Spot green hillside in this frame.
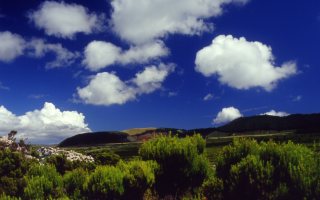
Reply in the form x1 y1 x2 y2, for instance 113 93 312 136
59 113 320 147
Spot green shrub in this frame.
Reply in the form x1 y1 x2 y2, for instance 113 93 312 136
63 168 89 200
24 164 64 200
118 160 158 199
0 194 21 200
201 176 224 200
85 166 124 200
139 134 210 197
88 150 120 166
215 138 320 199
0 149 33 197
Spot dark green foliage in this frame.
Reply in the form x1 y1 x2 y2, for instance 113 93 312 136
85 159 158 200
139 134 210 196
63 168 89 200
201 176 224 200
0 149 33 197
86 149 120 166
118 160 158 199
0 194 21 200
215 138 320 200
85 165 124 200
24 164 65 200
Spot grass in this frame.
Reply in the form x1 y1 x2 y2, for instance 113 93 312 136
122 128 157 135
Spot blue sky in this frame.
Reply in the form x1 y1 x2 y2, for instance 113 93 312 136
0 0 319 143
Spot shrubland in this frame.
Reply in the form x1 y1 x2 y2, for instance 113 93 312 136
0 134 319 199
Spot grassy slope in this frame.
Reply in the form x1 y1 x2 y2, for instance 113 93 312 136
122 128 157 135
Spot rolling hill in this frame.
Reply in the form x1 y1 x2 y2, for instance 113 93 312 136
59 131 129 147
218 113 320 133
58 113 320 147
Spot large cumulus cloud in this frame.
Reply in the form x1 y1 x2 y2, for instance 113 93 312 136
195 35 297 91
0 102 90 144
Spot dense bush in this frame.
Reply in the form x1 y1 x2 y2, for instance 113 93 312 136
139 134 211 197
0 194 21 200
118 160 158 199
85 165 124 199
85 160 158 200
86 150 120 166
201 176 224 200
24 164 65 200
215 138 320 199
63 168 89 200
0 149 33 197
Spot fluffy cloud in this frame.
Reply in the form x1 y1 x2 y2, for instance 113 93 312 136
77 63 175 106
132 64 175 94
0 31 79 67
77 72 137 106
83 40 169 71
29 1 104 39
28 39 80 68
0 31 25 62
195 35 297 91
261 110 289 117
0 102 90 144
111 0 249 44
213 106 242 124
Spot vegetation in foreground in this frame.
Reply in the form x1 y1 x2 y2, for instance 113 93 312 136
1 134 320 199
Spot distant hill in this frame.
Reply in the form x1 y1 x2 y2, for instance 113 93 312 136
59 131 129 147
58 128 216 147
58 113 320 147
219 113 320 133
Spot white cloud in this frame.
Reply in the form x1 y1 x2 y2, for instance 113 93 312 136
77 63 174 106
132 63 175 94
261 110 289 117
111 0 249 44
0 102 90 144
121 42 169 65
83 40 169 71
0 31 25 62
195 35 297 91
213 106 242 124
29 1 104 39
28 39 80 68
77 72 137 106
0 31 79 67
203 93 214 101
83 41 121 71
